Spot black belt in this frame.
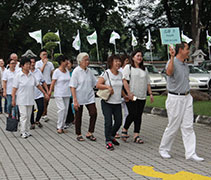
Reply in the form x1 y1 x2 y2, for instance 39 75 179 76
168 91 189 96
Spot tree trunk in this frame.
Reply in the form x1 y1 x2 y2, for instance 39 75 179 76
191 0 202 50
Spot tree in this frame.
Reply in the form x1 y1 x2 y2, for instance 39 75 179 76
43 32 60 59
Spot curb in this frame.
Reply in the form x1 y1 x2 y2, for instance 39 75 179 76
144 106 211 126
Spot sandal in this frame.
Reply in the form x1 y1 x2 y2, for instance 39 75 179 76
121 131 129 141
86 134 96 141
57 129 63 134
77 136 85 141
115 133 120 139
134 136 144 144
35 122 43 128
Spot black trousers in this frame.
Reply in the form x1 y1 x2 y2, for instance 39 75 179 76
31 97 44 124
101 100 122 143
123 99 146 133
65 98 74 124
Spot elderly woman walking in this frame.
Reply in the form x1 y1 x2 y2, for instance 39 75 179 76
70 52 97 141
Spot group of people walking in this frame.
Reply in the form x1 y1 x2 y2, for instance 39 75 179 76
0 41 204 161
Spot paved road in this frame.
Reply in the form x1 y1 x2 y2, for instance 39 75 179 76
0 98 211 180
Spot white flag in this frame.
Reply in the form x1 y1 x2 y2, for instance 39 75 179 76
87 31 97 45
146 30 151 50
29 30 42 44
109 31 120 44
131 32 138 46
55 30 60 44
181 32 192 44
207 31 211 46
72 30 81 51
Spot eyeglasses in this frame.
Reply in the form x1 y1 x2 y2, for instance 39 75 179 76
10 62 16 64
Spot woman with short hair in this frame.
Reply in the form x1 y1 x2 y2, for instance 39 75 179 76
48 55 71 134
96 55 128 150
70 52 97 141
12 57 49 138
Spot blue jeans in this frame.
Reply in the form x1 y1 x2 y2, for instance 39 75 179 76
0 96 7 113
101 100 122 144
6 95 18 118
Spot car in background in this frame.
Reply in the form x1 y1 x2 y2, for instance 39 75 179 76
188 64 211 91
89 64 105 78
161 64 211 91
198 60 211 73
145 63 167 93
88 64 105 93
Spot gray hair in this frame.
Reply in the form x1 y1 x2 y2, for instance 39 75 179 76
10 53 18 59
77 52 89 65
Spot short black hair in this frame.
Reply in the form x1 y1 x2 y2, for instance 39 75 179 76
175 41 188 55
20 57 31 67
120 54 130 66
39 49 47 55
107 54 121 69
8 59 16 64
56 55 67 65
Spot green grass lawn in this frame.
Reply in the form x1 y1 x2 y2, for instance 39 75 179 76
146 95 211 116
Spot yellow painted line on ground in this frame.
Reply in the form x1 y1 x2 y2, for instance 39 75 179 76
133 166 211 180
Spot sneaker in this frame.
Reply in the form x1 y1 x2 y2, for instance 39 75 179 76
42 115 49 122
25 132 32 137
159 151 171 159
106 143 114 151
186 154 204 162
21 133 28 139
112 139 120 146
64 124 70 129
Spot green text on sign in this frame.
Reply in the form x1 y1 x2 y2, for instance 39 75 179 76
160 27 181 45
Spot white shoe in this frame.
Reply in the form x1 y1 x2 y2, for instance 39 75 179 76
186 154 204 162
159 151 171 159
43 115 49 122
21 133 28 139
25 132 32 137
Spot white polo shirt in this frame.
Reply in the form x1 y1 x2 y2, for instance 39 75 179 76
13 71 39 105
52 68 71 97
35 60 54 85
70 66 97 105
31 68 45 100
2 69 18 95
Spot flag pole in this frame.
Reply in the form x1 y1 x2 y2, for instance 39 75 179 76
78 30 81 53
167 45 169 60
58 30 62 54
96 42 100 63
207 31 211 59
41 30 43 49
150 46 153 63
114 42 117 54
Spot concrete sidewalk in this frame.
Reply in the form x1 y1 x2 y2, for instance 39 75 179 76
0 98 211 180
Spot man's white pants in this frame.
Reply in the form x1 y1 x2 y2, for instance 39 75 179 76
19 105 33 135
55 97 70 129
159 93 196 159
118 100 129 134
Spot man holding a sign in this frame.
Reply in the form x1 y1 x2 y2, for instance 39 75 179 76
159 42 204 162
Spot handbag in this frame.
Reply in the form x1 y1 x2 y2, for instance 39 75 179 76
6 107 19 132
97 71 112 101
6 117 18 132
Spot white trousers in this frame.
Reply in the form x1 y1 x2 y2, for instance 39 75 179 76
55 97 70 129
159 93 196 159
118 100 129 134
19 105 33 134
